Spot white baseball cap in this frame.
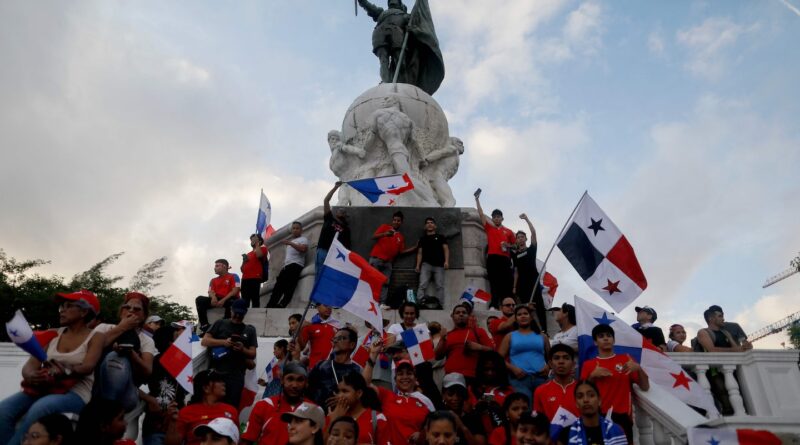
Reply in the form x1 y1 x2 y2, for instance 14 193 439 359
193 417 239 443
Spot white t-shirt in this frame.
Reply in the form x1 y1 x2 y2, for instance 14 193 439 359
550 325 578 350
93 323 157 356
285 236 309 267
387 322 428 336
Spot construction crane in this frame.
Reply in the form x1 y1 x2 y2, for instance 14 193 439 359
762 251 800 288
748 310 800 343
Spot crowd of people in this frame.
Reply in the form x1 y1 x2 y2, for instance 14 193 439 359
3 186 757 445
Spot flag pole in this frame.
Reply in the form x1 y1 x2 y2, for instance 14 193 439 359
533 191 588 307
392 31 410 91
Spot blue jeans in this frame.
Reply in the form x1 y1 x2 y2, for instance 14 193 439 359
510 374 548 402
95 351 140 411
144 432 166 445
0 390 85 445
315 248 328 284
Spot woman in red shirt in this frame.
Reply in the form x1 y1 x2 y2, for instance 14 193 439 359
363 343 435 445
326 372 387 445
166 369 239 445
487 393 530 445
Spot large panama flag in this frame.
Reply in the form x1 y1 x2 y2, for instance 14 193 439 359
576 296 718 415
311 235 387 330
347 173 414 206
557 193 647 312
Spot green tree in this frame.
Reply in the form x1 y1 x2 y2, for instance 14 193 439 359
788 321 800 350
0 249 194 339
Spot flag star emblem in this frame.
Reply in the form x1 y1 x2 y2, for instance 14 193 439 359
9 329 18 337
593 312 615 325
388 184 396 189
336 249 346 261
368 301 377 315
388 198 396 205
559 414 568 422
707 437 720 445
587 218 605 236
187 375 193 383
602 279 621 295
670 371 692 391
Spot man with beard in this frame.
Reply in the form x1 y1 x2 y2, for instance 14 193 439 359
435 303 494 383
241 363 316 445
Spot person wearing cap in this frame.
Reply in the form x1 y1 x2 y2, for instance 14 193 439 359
580 324 648 444
441 373 485 445
166 369 238 445
0 290 105 445
474 190 515 309
195 259 242 332
281 402 326 445
242 362 316 445
532 344 579 422
240 233 269 308
201 298 257 408
144 315 165 336
548 303 578 351
434 305 494 381
267 221 309 308
193 417 239 445
93 291 157 412
633 306 666 351
488 297 517 348
307 326 362 411
363 341 435 445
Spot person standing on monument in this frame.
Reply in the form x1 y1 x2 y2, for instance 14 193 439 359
415 217 449 309
240 233 267 308
474 190 515 309
512 214 545 329
267 221 309 308
368 211 416 308
316 182 352 283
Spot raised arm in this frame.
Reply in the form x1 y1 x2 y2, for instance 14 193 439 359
323 182 342 214
520 213 536 245
474 192 489 226
357 0 383 21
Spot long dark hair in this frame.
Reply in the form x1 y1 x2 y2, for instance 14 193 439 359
329 416 360 445
501 392 530 445
33 413 74 445
474 351 510 395
513 305 541 334
424 410 457 432
340 372 382 411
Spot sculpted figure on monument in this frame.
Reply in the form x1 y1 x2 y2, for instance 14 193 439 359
327 130 366 205
421 137 464 207
356 0 445 96
364 95 414 178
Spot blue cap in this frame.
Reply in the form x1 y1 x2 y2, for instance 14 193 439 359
232 298 249 315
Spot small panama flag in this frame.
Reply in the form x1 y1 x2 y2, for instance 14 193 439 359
263 357 280 384
688 427 781 445
548 406 578 441
400 325 434 366
461 286 491 304
347 173 414 206
160 323 194 394
256 189 275 240
6 310 47 362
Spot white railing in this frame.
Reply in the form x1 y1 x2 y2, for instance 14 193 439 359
632 349 800 443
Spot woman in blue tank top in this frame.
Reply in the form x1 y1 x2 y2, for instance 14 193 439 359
498 304 550 400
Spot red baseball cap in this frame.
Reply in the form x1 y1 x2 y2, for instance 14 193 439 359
56 290 100 314
396 359 415 370
124 291 150 308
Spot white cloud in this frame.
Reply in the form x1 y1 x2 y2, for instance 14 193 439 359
563 1 603 55
733 293 800 349
676 17 759 79
648 30 665 56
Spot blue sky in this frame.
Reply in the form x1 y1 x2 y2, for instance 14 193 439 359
1 0 798 347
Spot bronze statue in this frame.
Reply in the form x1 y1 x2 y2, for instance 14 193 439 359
357 0 445 96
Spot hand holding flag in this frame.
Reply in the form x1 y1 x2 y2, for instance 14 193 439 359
6 310 47 362
400 326 434 365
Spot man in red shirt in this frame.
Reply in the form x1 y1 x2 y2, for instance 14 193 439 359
241 362 315 445
533 344 579 421
488 296 517 347
195 259 241 332
580 324 649 444
297 304 338 369
368 211 416 308
474 190 515 309
240 234 268 308
435 304 494 382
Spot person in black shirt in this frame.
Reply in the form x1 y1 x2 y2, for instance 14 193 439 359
415 217 449 308
200 299 258 408
633 306 666 351
512 213 545 329
316 181 352 283
441 373 484 445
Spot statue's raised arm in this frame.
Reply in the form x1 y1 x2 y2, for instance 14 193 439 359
357 0 384 21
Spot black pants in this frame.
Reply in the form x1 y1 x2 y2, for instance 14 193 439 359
195 296 233 327
267 263 303 308
240 278 262 308
221 374 244 409
486 254 513 308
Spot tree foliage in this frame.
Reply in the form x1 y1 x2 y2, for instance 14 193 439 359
788 321 800 350
0 249 194 339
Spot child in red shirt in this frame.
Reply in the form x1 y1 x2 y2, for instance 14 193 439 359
579 324 649 445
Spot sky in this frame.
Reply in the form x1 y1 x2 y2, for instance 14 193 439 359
1 1 799 348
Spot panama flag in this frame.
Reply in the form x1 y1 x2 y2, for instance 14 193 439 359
401 325 434 365
688 427 781 445
6 310 47 362
160 324 194 394
240 366 260 411
557 193 647 312
535 259 559 308
575 296 718 415
263 357 280 384
548 406 578 441
347 173 414 206
311 236 387 331
256 190 275 240
461 286 491 304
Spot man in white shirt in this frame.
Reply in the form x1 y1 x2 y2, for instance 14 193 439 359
267 221 309 308
547 302 578 352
